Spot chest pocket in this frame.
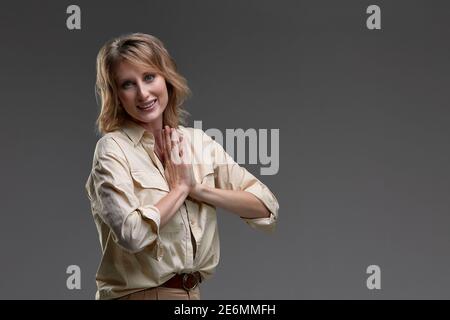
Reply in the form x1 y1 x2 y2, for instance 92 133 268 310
130 170 182 233
131 170 169 192
199 164 215 187
130 169 168 191
130 169 169 204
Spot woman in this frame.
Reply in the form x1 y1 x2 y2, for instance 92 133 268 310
85 33 279 300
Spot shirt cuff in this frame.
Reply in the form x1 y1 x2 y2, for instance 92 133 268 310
241 183 279 233
138 204 163 260
139 204 161 232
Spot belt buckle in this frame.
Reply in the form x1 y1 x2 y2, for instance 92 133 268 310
182 273 199 291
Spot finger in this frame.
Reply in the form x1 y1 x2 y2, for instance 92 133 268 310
158 129 166 163
172 129 184 153
171 129 182 165
180 137 192 164
171 128 182 154
171 128 180 145
178 134 184 158
178 135 184 159
165 128 174 169
164 126 172 160
171 146 182 165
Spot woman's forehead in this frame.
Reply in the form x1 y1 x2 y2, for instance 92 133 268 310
114 59 158 78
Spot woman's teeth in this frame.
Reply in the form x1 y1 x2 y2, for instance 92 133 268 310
138 99 157 110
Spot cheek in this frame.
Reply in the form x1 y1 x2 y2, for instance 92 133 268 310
157 79 169 98
160 87 169 104
118 91 133 104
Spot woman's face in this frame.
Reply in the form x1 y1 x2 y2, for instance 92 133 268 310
114 60 169 129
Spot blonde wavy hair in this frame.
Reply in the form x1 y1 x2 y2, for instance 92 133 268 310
95 33 191 134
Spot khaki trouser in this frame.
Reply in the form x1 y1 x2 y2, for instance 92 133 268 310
117 286 201 300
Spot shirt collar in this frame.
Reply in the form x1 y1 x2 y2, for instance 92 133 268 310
121 119 155 147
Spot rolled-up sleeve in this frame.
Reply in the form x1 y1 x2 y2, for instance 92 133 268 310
206 133 279 233
85 137 162 256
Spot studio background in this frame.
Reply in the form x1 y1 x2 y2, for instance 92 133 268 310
1 0 449 299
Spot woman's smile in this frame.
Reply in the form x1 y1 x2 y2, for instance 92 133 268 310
137 98 158 111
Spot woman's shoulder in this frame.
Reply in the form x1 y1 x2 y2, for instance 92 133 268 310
93 130 130 158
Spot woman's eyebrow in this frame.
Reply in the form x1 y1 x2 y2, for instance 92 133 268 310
117 71 155 83
116 76 136 85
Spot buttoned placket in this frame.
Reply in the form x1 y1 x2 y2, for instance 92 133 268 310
179 203 195 269
187 204 200 272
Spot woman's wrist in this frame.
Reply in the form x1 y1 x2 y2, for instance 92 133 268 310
189 183 207 201
173 184 191 198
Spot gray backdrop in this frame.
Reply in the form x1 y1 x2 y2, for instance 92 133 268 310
1 0 449 299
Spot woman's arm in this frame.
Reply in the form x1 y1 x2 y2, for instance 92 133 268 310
186 131 278 226
156 126 273 221
189 185 271 219
155 185 190 226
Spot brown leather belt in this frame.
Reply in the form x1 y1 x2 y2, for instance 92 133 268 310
160 272 202 291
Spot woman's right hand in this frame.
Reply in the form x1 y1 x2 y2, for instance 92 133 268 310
161 125 196 193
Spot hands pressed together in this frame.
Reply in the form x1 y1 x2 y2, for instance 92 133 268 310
157 125 196 194
154 125 271 220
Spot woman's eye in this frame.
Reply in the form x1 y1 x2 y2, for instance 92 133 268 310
121 81 133 89
144 74 155 82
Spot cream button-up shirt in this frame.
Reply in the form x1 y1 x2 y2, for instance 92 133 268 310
85 120 279 300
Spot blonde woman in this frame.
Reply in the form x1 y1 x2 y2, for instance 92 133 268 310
85 33 279 300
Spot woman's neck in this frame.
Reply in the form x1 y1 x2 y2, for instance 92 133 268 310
137 119 163 139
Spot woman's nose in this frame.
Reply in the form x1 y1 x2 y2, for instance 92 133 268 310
136 83 149 100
